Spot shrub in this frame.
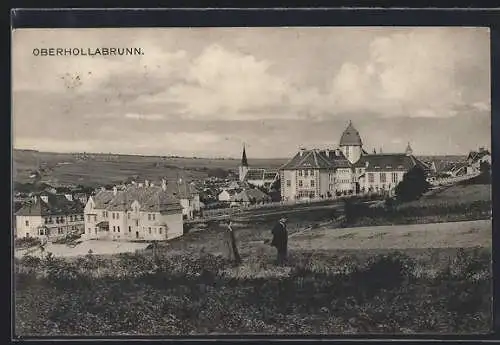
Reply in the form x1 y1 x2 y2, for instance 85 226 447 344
395 165 430 202
15 237 41 249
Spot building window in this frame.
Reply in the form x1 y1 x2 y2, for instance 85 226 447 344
298 170 302 177
286 180 291 187
148 214 151 221
113 226 116 232
116 213 119 219
70 215 73 222
117 226 120 233
298 180 303 187
304 170 309 177
135 220 139 226
311 180 315 187
127 213 130 219
368 173 374 183
392 172 398 183
152 214 156 221
380 173 386 183
80 215 84 221
128 226 131 232
149 227 152 234
102 211 105 217
39 228 44 236
25 220 29 226
112 213 115 220
159 228 163 234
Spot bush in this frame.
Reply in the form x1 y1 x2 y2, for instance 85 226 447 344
15 237 41 249
395 166 430 202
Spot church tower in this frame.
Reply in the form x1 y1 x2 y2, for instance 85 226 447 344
405 142 413 156
239 144 249 182
339 121 363 164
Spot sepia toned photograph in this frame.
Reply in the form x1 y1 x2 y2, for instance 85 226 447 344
12 26 492 336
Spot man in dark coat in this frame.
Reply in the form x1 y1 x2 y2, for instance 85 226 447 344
270 217 288 265
224 219 242 266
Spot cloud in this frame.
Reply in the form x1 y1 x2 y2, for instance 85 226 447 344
124 113 165 121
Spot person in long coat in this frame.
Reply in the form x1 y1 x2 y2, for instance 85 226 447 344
224 219 242 266
270 217 288 265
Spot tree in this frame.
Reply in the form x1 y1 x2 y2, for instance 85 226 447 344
395 165 430 202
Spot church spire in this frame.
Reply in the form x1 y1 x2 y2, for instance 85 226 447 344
241 143 248 167
405 142 413 156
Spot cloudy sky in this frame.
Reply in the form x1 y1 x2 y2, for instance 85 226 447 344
12 27 490 158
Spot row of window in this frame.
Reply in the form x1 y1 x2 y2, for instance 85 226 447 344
298 180 315 188
38 226 79 236
96 212 157 221
367 172 400 183
297 170 315 177
39 215 84 226
89 226 164 235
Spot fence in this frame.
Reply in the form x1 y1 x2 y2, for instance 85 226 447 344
196 194 380 222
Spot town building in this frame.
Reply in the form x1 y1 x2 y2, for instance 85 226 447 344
238 144 279 189
164 179 201 220
279 121 430 200
83 179 183 241
230 188 272 207
15 192 85 239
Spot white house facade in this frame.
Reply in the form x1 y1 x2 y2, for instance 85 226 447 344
84 180 183 241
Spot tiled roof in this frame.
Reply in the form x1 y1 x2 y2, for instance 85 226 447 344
232 188 271 203
16 194 85 216
92 185 182 213
340 121 363 146
355 154 430 172
280 149 351 170
163 181 199 199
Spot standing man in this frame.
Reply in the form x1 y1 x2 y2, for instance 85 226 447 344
225 219 242 266
270 217 289 265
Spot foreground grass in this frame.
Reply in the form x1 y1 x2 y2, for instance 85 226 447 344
15 246 492 336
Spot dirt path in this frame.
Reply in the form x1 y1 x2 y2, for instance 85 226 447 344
289 219 492 250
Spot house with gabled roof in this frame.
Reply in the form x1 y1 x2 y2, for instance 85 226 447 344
15 192 85 239
84 179 183 241
278 122 430 200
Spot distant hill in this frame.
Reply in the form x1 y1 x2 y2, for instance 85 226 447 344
12 149 288 187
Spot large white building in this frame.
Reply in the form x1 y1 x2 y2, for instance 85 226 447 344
15 192 85 239
279 121 430 201
83 179 183 241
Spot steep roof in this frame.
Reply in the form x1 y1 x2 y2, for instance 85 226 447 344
16 194 85 217
354 153 430 172
241 145 248 167
339 121 363 146
92 185 182 213
467 149 490 163
280 149 351 170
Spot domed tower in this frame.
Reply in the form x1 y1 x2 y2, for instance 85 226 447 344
339 121 363 164
239 143 249 182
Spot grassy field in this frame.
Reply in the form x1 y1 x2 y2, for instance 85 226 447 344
15 211 493 336
13 149 289 186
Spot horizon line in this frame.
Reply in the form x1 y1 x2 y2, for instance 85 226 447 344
13 147 470 159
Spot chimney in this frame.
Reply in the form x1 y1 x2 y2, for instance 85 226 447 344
64 193 73 201
113 186 118 196
161 178 167 191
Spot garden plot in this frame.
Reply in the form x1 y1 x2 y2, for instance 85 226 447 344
289 219 491 251
14 240 150 258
